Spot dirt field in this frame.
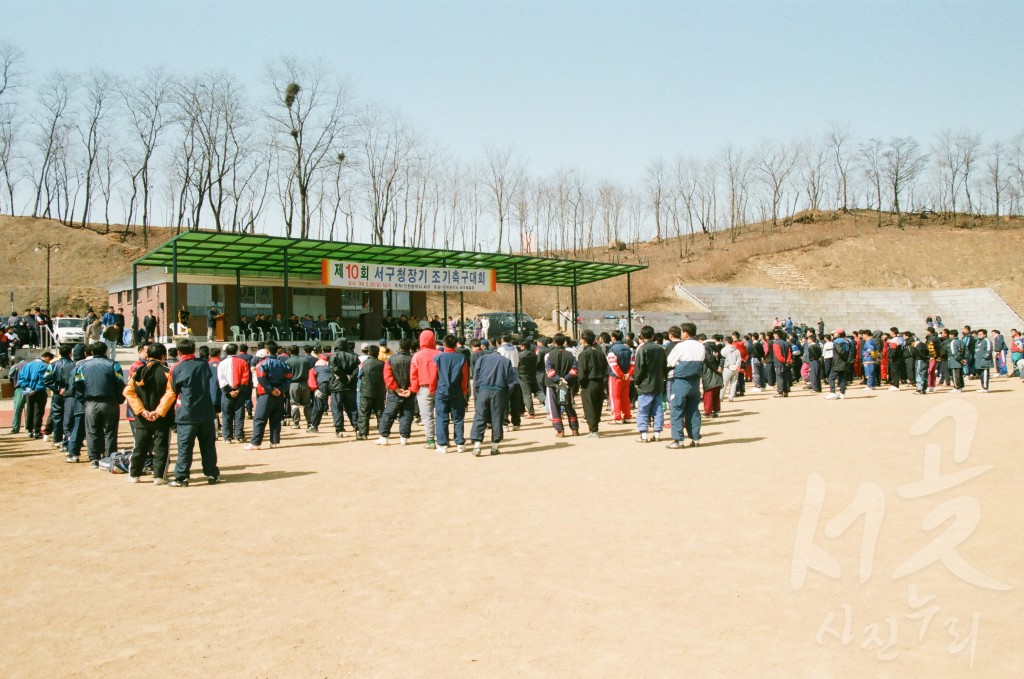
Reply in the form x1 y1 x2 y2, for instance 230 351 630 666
1 379 1022 677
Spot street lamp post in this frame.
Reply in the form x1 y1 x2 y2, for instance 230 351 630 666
34 243 60 311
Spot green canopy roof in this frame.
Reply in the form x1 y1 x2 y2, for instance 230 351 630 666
132 231 646 287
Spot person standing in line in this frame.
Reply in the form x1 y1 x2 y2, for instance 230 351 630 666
430 334 469 454
948 329 966 393
720 338 742 402
496 333 523 430
701 336 724 415
217 343 251 443
43 344 74 446
576 329 608 438
246 340 292 450
908 331 930 395
633 326 667 442
805 331 823 393
376 337 416 445
123 343 175 484
731 332 749 397
962 325 976 378
770 329 792 398
517 339 541 418
534 337 551 411
19 351 53 439
825 330 851 400
606 330 633 424
328 339 360 437
409 330 440 449
306 348 333 434
665 323 705 449
356 345 386 441
468 342 518 456
62 344 87 461
166 339 221 486
860 330 878 390
992 329 1007 377
749 333 765 392
973 329 993 393
544 333 580 438
285 345 312 430
73 342 124 468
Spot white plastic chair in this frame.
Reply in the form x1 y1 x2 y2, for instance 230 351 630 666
230 325 243 342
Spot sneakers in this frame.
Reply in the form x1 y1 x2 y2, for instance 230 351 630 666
153 477 167 486
168 479 188 487
376 436 388 446
838 393 846 400
652 433 661 442
690 440 701 447
456 444 465 454
927 387 935 393
42 434 50 442
243 443 261 450
888 386 899 391
424 439 436 450
335 431 345 438
437 446 448 455
555 431 564 438
399 437 408 446
207 476 221 485
306 426 319 433
490 443 500 456
269 443 280 449
824 393 838 400
587 432 600 439
355 434 367 441
224 438 234 445
977 388 989 393
511 425 520 431
665 440 684 449
635 435 648 443
952 388 962 393
126 476 140 484
472 442 482 456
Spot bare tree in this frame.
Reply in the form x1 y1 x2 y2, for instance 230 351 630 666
31 72 75 221
883 136 928 228
483 144 524 252
799 136 829 212
122 67 173 243
265 57 350 240
859 138 885 227
0 42 26 214
720 145 751 238
828 122 853 212
357 106 411 244
644 157 667 242
754 140 796 231
76 70 116 228
984 139 1007 221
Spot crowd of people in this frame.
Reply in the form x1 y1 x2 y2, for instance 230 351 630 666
5 314 1023 485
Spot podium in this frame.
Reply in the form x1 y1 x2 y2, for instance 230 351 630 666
214 314 226 341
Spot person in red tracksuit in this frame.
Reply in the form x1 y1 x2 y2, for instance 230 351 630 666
606 330 634 424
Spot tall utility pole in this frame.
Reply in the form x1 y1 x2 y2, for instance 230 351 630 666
34 243 60 311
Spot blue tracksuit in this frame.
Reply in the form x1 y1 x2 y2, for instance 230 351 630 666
432 350 468 447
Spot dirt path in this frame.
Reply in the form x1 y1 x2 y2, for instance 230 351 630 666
1 379 1021 677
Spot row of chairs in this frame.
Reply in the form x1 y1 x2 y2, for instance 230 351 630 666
228 322 346 344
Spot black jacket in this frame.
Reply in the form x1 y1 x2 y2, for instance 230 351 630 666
329 351 360 393
358 357 386 399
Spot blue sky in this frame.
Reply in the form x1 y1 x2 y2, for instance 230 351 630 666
5 1 1022 183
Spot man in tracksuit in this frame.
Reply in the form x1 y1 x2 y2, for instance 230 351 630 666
576 329 608 438
19 351 53 439
805 332 823 393
73 342 124 467
606 330 633 424
826 331 852 399
544 333 580 437
123 342 176 483
948 328 966 393
165 338 220 486
376 337 416 445
43 344 74 446
356 345 386 440
409 330 440 449
771 329 792 397
534 338 551 409
496 334 523 429
974 329 994 392
246 340 292 450
430 334 469 454
328 340 360 438
633 325 667 443
517 339 541 417
860 331 878 389
307 349 333 434
286 345 312 429
217 343 251 443
62 344 87 461
469 344 518 456
665 322 705 448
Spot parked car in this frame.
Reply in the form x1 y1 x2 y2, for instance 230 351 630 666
477 312 538 341
52 317 86 344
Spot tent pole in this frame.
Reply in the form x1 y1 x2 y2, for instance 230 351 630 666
513 263 520 336
459 292 465 340
283 249 290 331
171 240 178 338
131 264 138 345
235 268 242 333
442 259 448 332
571 269 579 340
627 271 632 335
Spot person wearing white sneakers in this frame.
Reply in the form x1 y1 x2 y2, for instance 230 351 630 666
973 329 993 393
123 343 175 484
468 342 518 456
377 337 416 446
825 330 851 400
430 334 470 454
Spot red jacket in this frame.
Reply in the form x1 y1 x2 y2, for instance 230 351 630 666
408 330 439 392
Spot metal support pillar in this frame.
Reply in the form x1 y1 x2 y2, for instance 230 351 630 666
571 270 579 340
442 259 448 332
171 240 178 337
627 272 633 335
131 264 138 345
513 264 520 336
459 292 465 340
235 269 242 330
283 249 290 329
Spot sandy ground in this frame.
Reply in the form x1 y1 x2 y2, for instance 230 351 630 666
1 378 1022 678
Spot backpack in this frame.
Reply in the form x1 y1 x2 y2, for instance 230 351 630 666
833 339 850 362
